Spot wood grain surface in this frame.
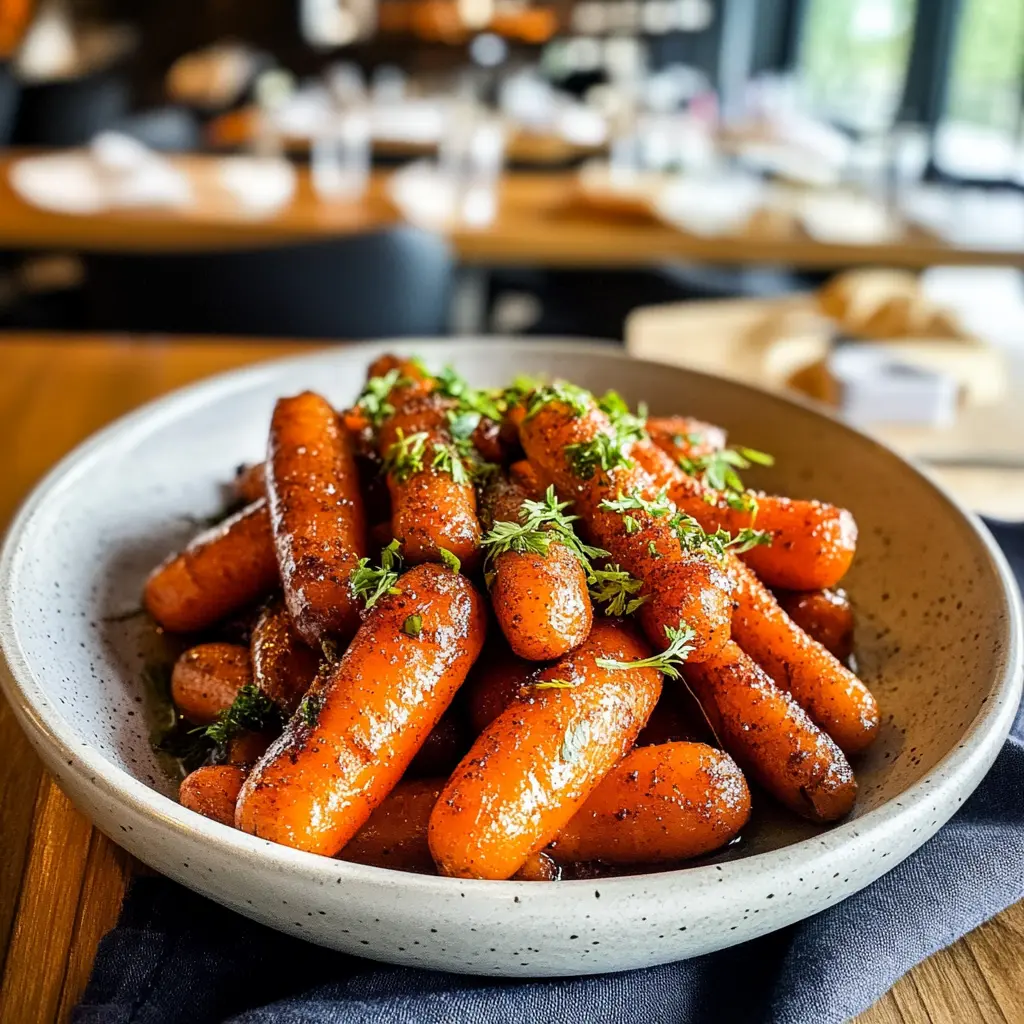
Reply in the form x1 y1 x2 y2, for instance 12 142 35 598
1 153 1022 268
0 333 1020 1023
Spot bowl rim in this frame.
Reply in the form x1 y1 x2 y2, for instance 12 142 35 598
1 337 1021 900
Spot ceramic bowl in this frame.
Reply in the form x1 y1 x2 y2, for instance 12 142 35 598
1 340 1020 977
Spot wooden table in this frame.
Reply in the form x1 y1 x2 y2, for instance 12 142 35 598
2 153 1023 268
0 333 1022 1023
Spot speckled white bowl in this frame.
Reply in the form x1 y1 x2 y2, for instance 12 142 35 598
1 340 1021 977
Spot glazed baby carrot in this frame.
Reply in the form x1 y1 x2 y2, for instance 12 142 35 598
776 587 855 663
377 391 484 571
236 563 487 856
684 641 857 822
508 459 546 498
266 391 368 645
465 641 539 735
645 416 727 460
727 556 878 755
549 742 750 864
250 598 320 717
480 476 594 661
338 778 444 873
233 461 267 503
517 388 733 662
429 618 662 880
635 437 857 591
143 499 279 633
171 642 252 725
179 765 248 827
224 731 274 766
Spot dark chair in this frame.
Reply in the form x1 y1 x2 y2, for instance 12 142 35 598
82 229 453 339
0 62 18 144
12 68 130 146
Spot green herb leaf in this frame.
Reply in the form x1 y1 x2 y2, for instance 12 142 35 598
297 691 323 728
353 368 402 429
430 442 471 485
382 429 428 482
524 381 593 420
596 390 648 446
446 408 482 442
678 446 774 514
599 488 675 520
587 564 649 617
528 678 578 691
560 718 592 763
480 486 608 574
350 539 404 609
596 624 697 680
565 432 635 480
203 683 281 747
432 365 504 422
402 614 423 637
439 548 461 573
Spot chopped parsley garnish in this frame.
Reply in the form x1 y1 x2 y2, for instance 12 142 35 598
382 429 428 482
524 381 593 420
588 564 648 617
402 614 423 637
439 547 462 573
353 368 403 429
678 447 774 513
596 624 697 679
566 431 635 480
430 442 471 485
432 365 504 422
350 539 403 609
527 678 578 691
480 486 608 573
203 684 281 747
297 691 323 728
597 390 648 445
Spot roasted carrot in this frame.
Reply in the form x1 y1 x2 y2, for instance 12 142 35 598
508 459 546 498
429 618 662 880
266 392 368 646
550 742 750 864
645 416 726 459
225 731 274 766
518 392 732 662
727 557 878 754
171 642 252 725
513 852 561 881
236 563 487 856
465 642 539 735
233 461 267 504
480 475 594 661
338 778 443 873
634 438 857 591
144 499 279 633
776 587 855 663
179 765 247 827
376 390 483 571
684 641 857 822
250 599 319 716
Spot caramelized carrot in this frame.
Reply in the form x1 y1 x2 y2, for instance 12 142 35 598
518 394 732 662
550 742 750 864
635 438 857 591
776 587 855 662
684 641 857 822
143 499 279 633
513 852 561 881
727 557 878 754
233 461 267 503
266 392 368 645
429 618 662 880
225 731 274 766
465 642 539 735
508 459 546 498
645 416 726 459
250 599 319 716
338 778 443 873
171 642 251 725
179 765 247 827
377 390 483 571
236 563 487 856
481 475 593 661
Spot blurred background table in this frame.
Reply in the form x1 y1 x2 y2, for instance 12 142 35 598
0 333 1023 1023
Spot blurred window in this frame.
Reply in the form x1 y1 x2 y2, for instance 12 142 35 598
798 0 917 132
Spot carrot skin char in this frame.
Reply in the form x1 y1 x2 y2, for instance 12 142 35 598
684 641 857 822
266 392 368 646
143 499 279 633
236 563 487 856
429 618 662 880
550 741 751 864
179 765 247 827
170 642 251 725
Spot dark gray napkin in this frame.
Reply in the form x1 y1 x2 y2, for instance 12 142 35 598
74 521 1024 1024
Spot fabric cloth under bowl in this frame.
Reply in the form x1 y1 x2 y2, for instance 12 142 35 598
74 522 1024 1024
